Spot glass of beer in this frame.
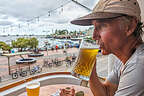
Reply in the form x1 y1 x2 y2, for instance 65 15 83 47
71 38 99 81
26 81 40 96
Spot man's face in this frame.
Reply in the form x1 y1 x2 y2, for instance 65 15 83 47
92 17 128 55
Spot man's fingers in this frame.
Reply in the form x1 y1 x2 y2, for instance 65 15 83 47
92 60 96 72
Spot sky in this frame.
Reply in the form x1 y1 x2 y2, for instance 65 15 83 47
0 0 98 35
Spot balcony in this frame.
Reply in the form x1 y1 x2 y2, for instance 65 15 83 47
0 47 108 96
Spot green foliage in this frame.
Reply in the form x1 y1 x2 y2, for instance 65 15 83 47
28 37 38 49
84 36 95 43
55 29 68 35
85 36 93 40
0 41 12 51
52 27 94 38
12 38 29 49
11 37 38 51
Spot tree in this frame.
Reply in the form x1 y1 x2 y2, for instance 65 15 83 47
12 38 29 52
28 37 38 52
54 29 69 35
12 37 39 52
0 41 12 52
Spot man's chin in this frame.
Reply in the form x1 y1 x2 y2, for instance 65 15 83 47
101 49 110 55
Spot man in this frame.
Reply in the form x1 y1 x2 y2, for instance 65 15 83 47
71 0 144 96
56 45 58 52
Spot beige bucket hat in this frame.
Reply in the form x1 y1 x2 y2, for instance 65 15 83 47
71 0 141 26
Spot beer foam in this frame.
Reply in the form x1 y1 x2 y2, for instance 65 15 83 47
26 82 40 89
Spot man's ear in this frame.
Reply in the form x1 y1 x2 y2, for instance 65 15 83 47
126 18 138 36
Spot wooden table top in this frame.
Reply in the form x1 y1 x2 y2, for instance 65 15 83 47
19 84 93 96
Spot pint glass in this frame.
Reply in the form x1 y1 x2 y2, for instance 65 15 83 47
71 39 99 81
26 81 40 96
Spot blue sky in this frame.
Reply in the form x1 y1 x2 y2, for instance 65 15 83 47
0 0 98 35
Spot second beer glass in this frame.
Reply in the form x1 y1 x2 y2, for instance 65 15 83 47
26 81 40 96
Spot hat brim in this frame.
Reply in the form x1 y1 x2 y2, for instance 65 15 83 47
71 12 123 26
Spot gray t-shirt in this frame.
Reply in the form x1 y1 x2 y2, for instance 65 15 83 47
107 43 144 96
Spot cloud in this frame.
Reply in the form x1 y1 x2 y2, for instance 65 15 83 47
0 15 8 20
81 0 98 9
0 0 97 21
0 0 98 34
0 20 13 26
0 0 73 20
51 18 69 24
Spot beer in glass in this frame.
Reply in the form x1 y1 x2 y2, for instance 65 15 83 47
71 39 99 81
26 81 40 96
